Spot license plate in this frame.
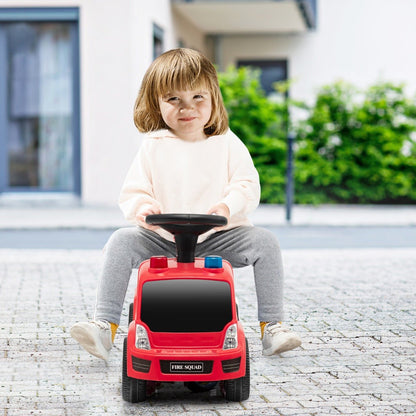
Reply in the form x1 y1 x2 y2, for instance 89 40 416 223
169 361 204 373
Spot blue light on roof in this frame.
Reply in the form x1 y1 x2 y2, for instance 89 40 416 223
204 256 223 269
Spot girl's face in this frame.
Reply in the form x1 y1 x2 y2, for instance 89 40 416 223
158 89 212 141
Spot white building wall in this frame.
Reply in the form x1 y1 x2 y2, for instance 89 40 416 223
220 0 416 103
2 0 415 206
172 9 207 55
80 0 138 206
79 0 179 206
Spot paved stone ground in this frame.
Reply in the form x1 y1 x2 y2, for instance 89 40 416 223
1 247 416 416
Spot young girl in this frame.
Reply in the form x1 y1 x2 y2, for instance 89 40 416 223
71 48 301 361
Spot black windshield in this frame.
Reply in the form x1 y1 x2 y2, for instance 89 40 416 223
141 279 233 332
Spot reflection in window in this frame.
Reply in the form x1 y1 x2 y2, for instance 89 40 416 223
6 22 73 190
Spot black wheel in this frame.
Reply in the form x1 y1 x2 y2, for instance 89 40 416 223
122 337 147 402
185 381 218 393
128 302 133 324
223 338 250 402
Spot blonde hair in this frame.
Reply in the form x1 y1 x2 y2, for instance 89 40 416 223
134 48 228 136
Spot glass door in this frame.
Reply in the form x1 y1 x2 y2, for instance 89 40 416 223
0 11 79 194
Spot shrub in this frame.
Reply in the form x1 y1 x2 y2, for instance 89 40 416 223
218 66 288 203
219 66 416 204
295 81 416 203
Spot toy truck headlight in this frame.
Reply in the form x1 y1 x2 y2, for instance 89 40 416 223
135 324 150 350
223 324 238 350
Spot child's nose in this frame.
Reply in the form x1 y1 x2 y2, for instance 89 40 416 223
180 100 194 110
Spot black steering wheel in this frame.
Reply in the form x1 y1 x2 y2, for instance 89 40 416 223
146 213 227 227
146 214 227 263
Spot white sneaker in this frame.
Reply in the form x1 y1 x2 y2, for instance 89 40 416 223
262 322 301 356
70 320 113 361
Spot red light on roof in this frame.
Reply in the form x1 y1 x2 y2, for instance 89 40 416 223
150 256 168 269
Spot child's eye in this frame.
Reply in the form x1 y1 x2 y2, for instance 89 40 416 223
194 94 204 100
168 97 179 102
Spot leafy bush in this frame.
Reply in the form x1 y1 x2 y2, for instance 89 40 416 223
295 81 416 203
218 66 288 203
219 66 416 204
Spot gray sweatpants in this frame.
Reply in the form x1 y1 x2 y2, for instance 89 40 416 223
95 226 284 325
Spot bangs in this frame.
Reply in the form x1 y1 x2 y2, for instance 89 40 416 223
159 75 209 96
151 50 212 96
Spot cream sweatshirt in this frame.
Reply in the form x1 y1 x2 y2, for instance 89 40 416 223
119 129 260 242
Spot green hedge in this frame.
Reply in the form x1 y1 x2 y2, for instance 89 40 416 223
218 66 288 203
219 67 416 204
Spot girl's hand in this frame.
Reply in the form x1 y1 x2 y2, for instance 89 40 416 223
207 203 230 230
135 203 161 231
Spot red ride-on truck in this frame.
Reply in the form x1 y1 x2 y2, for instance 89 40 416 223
122 214 250 402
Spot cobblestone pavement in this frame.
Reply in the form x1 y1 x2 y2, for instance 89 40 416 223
1 247 416 416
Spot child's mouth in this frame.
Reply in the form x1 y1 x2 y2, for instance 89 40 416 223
179 117 196 122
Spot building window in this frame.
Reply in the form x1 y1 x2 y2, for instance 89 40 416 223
153 23 164 60
237 59 288 96
0 8 80 194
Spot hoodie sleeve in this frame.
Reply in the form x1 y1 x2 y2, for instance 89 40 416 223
118 140 161 224
220 130 261 217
